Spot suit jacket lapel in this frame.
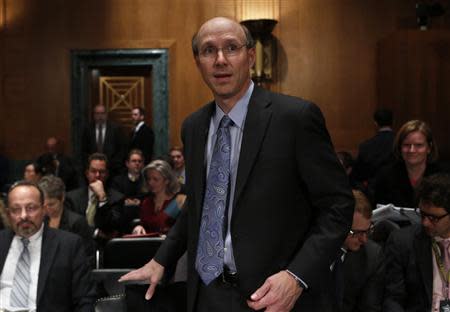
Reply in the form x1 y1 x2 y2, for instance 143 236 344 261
415 228 433 305
193 102 215 217
36 226 58 305
233 86 272 208
0 230 15 273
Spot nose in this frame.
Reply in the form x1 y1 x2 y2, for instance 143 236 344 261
214 49 228 65
20 208 27 219
409 144 416 152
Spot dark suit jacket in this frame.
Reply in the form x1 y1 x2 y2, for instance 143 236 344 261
58 208 95 265
130 123 154 163
342 240 384 312
65 186 124 235
82 121 125 175
0 226 96 312
154 86 355 312
374 161 444 207
383 224 432 312
353 130 394 184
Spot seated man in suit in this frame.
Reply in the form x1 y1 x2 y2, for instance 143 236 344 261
384 173 450 311
111 149 146 233
66 152 124 241
0 181 95 311
335 190 384 312
130 107 154 164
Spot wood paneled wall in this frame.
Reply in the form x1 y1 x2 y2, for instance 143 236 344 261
1 0 449 160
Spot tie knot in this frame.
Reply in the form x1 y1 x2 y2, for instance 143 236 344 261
219 116 233 129
21 238 30 248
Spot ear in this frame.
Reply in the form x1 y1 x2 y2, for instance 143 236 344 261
195 55 203 69
247 47 256 68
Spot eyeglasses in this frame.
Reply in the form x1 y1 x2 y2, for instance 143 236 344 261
415 208 449 224
349 223 374 237
199 44 247 59
8 205 41 216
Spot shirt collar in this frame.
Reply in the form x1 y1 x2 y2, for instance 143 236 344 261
212 81 254 132
135 121 144 132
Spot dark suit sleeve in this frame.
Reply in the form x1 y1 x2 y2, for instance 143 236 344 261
356 244 385 312
383 230 407 312
154 198 189 267
286 102 354 289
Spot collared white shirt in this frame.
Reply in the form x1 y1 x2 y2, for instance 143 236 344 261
0 224 44 311
95 122 105 142
134 121 144 133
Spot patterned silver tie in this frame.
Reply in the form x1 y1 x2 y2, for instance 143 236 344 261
10 238 31 308
196 115 233 285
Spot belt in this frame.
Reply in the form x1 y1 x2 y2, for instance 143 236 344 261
220 267 239 286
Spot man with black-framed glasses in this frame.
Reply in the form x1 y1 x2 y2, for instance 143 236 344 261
384 173 450 312
333 190 384 312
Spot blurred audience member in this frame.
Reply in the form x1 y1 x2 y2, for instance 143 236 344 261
82 104 125 177
23 162 42 184
384 173 450 311
353 109 394 193
169 146 186 185
374 120 445 208
111 149 146 232
132 160 186 235
65 153 124 241
37 137 79 191
334 190 384 312
130 107 154 165
38 175 94 265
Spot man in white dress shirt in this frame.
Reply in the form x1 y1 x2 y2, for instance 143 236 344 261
0 181 95 311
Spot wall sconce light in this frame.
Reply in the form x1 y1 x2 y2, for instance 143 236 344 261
240 19 277 86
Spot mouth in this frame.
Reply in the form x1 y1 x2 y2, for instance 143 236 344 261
213 73 232 83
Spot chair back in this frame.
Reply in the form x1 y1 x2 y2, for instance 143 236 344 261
103 237 164 269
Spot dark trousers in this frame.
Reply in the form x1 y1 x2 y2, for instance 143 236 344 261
195 278 262 312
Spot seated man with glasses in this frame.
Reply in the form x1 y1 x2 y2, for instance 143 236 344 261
332 189 384 312
0 181 95 311
384 173 450 312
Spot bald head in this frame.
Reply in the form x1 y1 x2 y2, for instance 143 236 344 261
192 17 254 56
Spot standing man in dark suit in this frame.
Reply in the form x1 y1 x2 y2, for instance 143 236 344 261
120 17 354 312
335 190 384 312
0 181 95 311
82 104 125 177
353 108 394 193
384 173 450 311
130 107 154 164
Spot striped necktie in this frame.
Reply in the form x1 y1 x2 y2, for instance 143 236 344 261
10 238 31 308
